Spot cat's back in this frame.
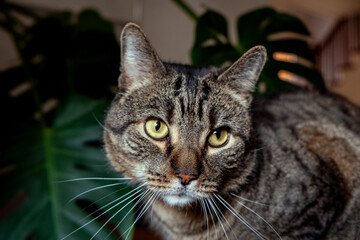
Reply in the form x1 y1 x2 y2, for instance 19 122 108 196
251 89 360 239
252 89 360 133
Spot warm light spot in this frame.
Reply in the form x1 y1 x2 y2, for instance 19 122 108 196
34 98 59 119
9 82 31 98
273 52 298 63
0 164 16 176
278 70 312 88
258 82 266 93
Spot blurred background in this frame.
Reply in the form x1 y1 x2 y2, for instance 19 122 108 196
1 0 360 103
0 0 359 240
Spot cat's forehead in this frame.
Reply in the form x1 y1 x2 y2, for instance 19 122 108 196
165 63 220 82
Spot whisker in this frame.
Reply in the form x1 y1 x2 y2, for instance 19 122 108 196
66 182 125 205
230 193 270 207
207 197 230 240
77 184 145 224
93 189 150 240
215 194 266 240
58 177 132 183
209 196 237 240
204 198 218 239
74 187 128 225
92 112 112 133
113 190 153 240
200 199 210 240
236 200 282 240
124 191 159 240
117 190 154 239
251 147 264 153
61 184 145 240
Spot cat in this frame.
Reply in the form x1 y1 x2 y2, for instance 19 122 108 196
103 23 360 240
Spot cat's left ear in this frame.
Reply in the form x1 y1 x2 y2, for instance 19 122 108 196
119 23 166 92
217 46 267 94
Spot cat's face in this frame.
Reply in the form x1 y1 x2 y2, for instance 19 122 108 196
104 23 266 207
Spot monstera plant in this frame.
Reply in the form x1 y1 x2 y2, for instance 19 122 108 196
173 0 325 94
0 2 135 239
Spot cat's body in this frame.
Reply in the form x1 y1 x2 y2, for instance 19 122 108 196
104 23 360 239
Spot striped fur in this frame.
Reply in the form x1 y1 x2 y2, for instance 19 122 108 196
103 23 360 239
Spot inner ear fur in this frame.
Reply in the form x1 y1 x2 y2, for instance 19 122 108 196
217 46 267 93
119 23 166 92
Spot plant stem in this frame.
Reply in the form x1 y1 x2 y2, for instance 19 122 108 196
44 128 61 238
171 0 198 21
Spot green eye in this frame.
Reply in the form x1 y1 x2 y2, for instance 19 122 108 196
208 129 229 147
145 119 169 139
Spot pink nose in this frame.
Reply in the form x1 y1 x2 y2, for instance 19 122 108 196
176 174 197 185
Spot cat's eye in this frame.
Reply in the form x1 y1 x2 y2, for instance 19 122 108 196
208 129 229 147
145 119 169 140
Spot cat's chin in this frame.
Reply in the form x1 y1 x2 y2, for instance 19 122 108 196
162 193 196 207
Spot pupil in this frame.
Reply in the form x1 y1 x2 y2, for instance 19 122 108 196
215 130 221 139
155 121 161 131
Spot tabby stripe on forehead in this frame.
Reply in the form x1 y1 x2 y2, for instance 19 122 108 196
180 97 185 117
198 82 211 119
203 81 211 97
209 108 216 131
174 76 182 97
198 99 204 119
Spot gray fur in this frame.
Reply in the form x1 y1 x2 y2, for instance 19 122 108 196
103 23 360 239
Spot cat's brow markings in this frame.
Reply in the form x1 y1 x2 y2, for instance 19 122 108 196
174 75 182 97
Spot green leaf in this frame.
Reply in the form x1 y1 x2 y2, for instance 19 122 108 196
194 10 229 46
0 96 136 240
262 13 310 36
191 44 239 66
189 7 325 94
237 7 276 51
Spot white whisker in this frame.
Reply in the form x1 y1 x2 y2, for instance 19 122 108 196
93 189 150 240
207 197 230 240
200 199 210 240
66 182 125 205
251 147 264 153
92 112 112 133
215 194 266 240
77 184 145 224
230 193 270 207
61 184 145 240
124 191 159 240
209 196 237 240
204 198 218 239
76 187 128 224
58 177 132 183
236 200 282 240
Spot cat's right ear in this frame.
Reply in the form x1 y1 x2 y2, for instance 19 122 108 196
119 23 166 92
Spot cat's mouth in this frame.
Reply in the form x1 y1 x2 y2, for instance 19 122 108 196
161 191 197 207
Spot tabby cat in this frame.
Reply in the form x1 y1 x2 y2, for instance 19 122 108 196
103 23 360 239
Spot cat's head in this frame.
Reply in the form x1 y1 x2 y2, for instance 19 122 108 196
104 23 266 207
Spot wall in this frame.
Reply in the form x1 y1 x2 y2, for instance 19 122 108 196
332 53 360 106
1 0 269 68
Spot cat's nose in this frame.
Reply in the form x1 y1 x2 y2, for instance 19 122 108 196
176 174 197 186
